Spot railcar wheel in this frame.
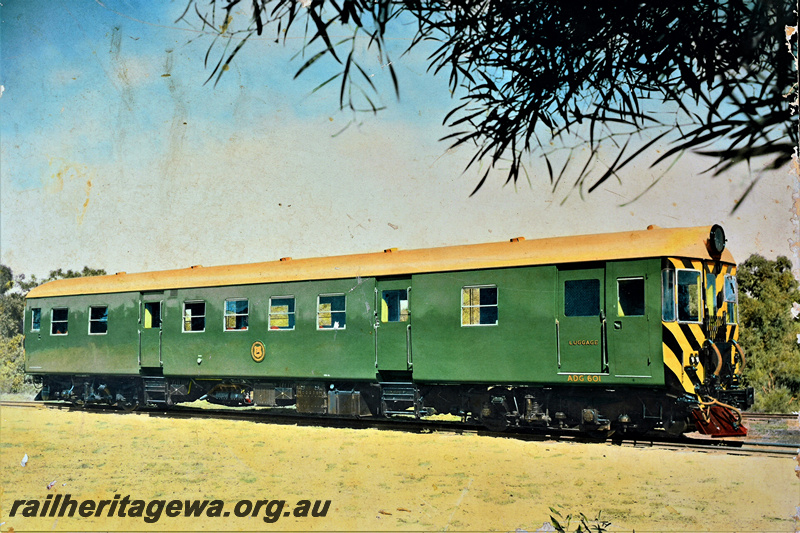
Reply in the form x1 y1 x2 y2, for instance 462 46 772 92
480 415 509 432
478 402 510 432
665 418 689 437
117 401 139 412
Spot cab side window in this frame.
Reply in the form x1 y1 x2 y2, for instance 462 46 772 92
662 269 676 321
617 277 645 317
724 274 739 324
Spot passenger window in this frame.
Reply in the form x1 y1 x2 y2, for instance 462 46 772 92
381 290 409 323
51 308 68 335
617 277 645 317
461 286 498 326
677 270 702 322
31 308 41 332
318 294 346 330
144 302 162 329
564 279 600 317
224 299 249 331
269 297 296 330
183 301 206 332
89 306 108 334
661 269 676 321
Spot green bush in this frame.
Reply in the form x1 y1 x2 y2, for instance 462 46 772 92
738 255 800 413
754 386 797 413
0 334 26 393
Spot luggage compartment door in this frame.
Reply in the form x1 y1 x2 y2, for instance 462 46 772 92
375 278 412 373
557 267 608 375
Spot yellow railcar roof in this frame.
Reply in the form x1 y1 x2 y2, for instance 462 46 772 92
26 225 735 298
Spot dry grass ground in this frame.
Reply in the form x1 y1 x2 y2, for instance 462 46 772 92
0 404 798 532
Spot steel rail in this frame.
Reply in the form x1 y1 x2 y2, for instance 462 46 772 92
2 400 795 457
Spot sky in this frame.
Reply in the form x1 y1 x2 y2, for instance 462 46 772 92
1 1 798 280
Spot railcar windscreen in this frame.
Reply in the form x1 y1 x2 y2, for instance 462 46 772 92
705 275 717 316
677 270 702 323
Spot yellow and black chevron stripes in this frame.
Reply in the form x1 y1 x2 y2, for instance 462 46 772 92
663 322 707 394
662 257 739 395
664 257 737 342
666 257 703 270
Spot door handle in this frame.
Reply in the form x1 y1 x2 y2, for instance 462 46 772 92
614 321 622 330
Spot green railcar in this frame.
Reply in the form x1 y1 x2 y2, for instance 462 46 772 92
24 225 753 436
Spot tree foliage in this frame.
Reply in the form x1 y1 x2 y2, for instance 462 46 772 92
180 0 797 204
737 254 800 412
0 334 25 394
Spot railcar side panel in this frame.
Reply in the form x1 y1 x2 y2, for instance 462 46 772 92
159 277 377 380
411 266 557 384
25 293 139 375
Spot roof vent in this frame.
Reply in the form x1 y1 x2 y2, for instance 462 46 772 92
384 248 397 253
510 237 525 243
279 257 292 262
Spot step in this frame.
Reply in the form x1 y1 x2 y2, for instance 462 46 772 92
142 378 167 403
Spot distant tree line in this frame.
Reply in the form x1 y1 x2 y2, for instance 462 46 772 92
0 259 798 410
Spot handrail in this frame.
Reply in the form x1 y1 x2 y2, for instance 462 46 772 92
406 325 413 369
374 287 379 368
601 312 609 373
555 319 561 369
406 286 412 370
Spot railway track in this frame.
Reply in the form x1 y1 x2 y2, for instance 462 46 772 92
742 412 799 422
1 400 796 457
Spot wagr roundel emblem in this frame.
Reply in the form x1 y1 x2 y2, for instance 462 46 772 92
251 341 265 363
